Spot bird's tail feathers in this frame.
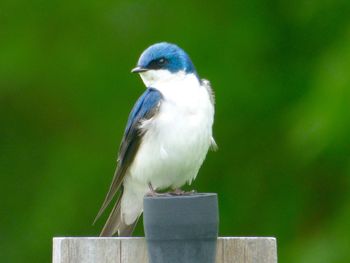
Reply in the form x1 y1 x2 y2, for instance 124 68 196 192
93 167 125 225
99 191 139 237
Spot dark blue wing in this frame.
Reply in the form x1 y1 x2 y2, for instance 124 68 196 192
94 88 163 222
119 88 163 163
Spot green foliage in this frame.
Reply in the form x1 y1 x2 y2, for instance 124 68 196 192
1 0 350 262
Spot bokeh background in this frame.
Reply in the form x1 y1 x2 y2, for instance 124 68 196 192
1 0 350 262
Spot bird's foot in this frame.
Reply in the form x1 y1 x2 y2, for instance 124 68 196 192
169 189 197 196
169 188 185 196
146 182 169 197
146 190 170 197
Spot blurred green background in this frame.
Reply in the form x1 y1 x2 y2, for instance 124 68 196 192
1 0 350 262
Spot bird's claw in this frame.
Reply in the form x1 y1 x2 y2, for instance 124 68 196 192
169 189 197 196
146 191 170 197
147 183 197 197
146 182 171 197
169 188 185 195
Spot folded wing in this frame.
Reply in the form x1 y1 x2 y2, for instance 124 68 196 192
94 88 163 225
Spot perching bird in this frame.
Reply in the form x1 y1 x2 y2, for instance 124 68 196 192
94 42 216 236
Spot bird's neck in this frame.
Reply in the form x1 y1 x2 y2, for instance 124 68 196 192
146 72 207 114
139 70 200 89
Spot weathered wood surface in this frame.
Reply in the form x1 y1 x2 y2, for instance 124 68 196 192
53 237 277 263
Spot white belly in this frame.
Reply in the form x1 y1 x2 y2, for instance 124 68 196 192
128 73 214 189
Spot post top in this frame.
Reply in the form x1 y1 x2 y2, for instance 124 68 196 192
143 192 217 200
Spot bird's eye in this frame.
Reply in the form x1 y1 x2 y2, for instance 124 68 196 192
148 57 167 69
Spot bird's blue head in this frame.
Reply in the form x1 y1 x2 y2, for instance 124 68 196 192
132 42 197 75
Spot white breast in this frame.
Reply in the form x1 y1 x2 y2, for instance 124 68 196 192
127 71 214 189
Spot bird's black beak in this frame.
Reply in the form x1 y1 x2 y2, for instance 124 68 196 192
131 66 148 73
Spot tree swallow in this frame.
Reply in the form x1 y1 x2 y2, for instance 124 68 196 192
94 42 216 236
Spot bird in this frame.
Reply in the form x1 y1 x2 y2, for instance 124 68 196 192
94 42 216 237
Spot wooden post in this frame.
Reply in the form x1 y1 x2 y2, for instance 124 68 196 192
53 237 277 263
